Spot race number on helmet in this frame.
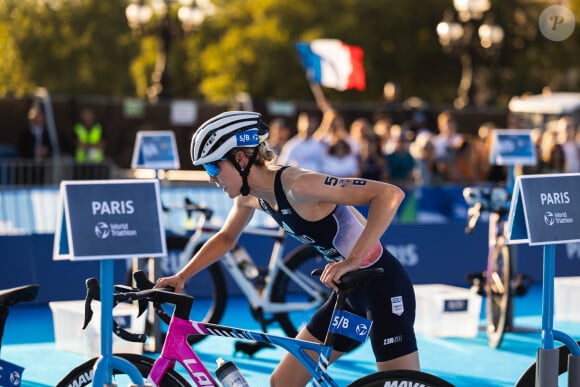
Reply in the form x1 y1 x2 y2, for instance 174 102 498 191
190 111 269 165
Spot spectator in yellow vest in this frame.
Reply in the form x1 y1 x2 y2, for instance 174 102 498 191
74 108 105 163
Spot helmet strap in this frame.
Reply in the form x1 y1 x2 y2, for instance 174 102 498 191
229 146 259 196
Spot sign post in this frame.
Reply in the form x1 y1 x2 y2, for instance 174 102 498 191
53 179 166 386
130 129 180 352
507 173 580 387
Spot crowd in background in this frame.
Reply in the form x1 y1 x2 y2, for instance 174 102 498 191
267 109 580 191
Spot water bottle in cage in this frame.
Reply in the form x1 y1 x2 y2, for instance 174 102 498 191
231 245 259 280
215 357 250 387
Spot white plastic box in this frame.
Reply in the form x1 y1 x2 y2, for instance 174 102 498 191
554 276 580 322
413 284 482 338
49 300 146 357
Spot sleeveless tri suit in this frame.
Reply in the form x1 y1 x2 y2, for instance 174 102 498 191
258 167 417 361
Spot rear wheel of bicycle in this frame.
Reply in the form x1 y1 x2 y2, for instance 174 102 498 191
514 341 580 386
56 353 191 387
486 237 513 349
270 245 330 338
347 370 454 387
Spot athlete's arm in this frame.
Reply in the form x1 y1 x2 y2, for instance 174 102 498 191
156 196 255 292
289 171 404 288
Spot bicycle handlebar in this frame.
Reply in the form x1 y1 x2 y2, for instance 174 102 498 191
83 267 384 344
162 197 213 220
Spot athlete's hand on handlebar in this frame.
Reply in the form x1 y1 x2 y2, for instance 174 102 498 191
154 275 186 293
320 260 360 291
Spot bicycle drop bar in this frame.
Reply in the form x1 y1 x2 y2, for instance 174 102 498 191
83 275 194 343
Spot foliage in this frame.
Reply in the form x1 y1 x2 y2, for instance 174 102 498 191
0 0 577 108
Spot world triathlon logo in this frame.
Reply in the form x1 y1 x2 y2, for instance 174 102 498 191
544 212 555 226
10 370 22 385
94 222 137 239
356 323 369 336
95 222 110 238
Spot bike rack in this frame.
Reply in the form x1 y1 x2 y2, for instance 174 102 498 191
506 173 580 387
93 260 148 387
52 179 167 387
537 244 580 387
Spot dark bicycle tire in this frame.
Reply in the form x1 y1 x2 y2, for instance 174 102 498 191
486 237 512 349
270 245 330 338
514 341 580 386
56 353 191 387
347 370 454 387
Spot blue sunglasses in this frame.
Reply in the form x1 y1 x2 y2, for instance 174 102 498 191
203 158 228 178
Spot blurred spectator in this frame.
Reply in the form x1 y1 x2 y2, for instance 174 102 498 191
372 116 394 152
406 110 431 138
544 142 566 173
540 130 565 173
348 117 373 156
432 110 463 162
17 105 52 161
313 109 359 153
453 135 477 185
474 122 507 183
386 131 415 191
276 112 325 172
522 128 544 175
73 107 106 164
359 133 388 181
556 116 580 173
409 130 435 186
383 124 403 155
268 117 294 158
320 138 360 177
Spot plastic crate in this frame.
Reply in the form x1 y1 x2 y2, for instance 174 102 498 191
49 300 146 357
414 284 482 338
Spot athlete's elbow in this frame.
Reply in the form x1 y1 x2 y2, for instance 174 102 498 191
390 185 405 206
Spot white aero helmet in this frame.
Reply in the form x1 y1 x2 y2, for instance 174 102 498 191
190 111 269 165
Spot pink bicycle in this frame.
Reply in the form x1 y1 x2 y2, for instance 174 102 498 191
57 270 453 387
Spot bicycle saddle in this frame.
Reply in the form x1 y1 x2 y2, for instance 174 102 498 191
0 285 39 307
311 268 384 292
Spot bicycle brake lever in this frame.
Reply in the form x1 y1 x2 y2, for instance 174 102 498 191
83 278 100 329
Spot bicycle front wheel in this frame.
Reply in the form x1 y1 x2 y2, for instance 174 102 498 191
56 353 190 387
348 370 454 387
486 237 513 349
270 245 329 338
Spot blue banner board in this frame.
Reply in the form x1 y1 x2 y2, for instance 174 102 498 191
489 129 536 166
53 180 166 261
130 130 180 170
508 173 580 246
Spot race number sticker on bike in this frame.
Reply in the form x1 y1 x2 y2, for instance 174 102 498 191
0 359 24 387
328 309 373 342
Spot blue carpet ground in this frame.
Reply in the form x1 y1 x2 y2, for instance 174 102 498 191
2 285 580 386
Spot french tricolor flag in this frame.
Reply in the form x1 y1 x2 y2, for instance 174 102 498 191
296 39 366 91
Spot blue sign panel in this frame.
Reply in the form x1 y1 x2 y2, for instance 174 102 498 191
507 173 580 246
53 180 166 261
131 130 180 170
489 129 537 166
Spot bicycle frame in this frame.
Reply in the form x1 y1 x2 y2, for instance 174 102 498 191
173 208 327 315
148 316 337 386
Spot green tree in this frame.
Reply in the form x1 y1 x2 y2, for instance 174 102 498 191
0 0 136 96
0 0 578 108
